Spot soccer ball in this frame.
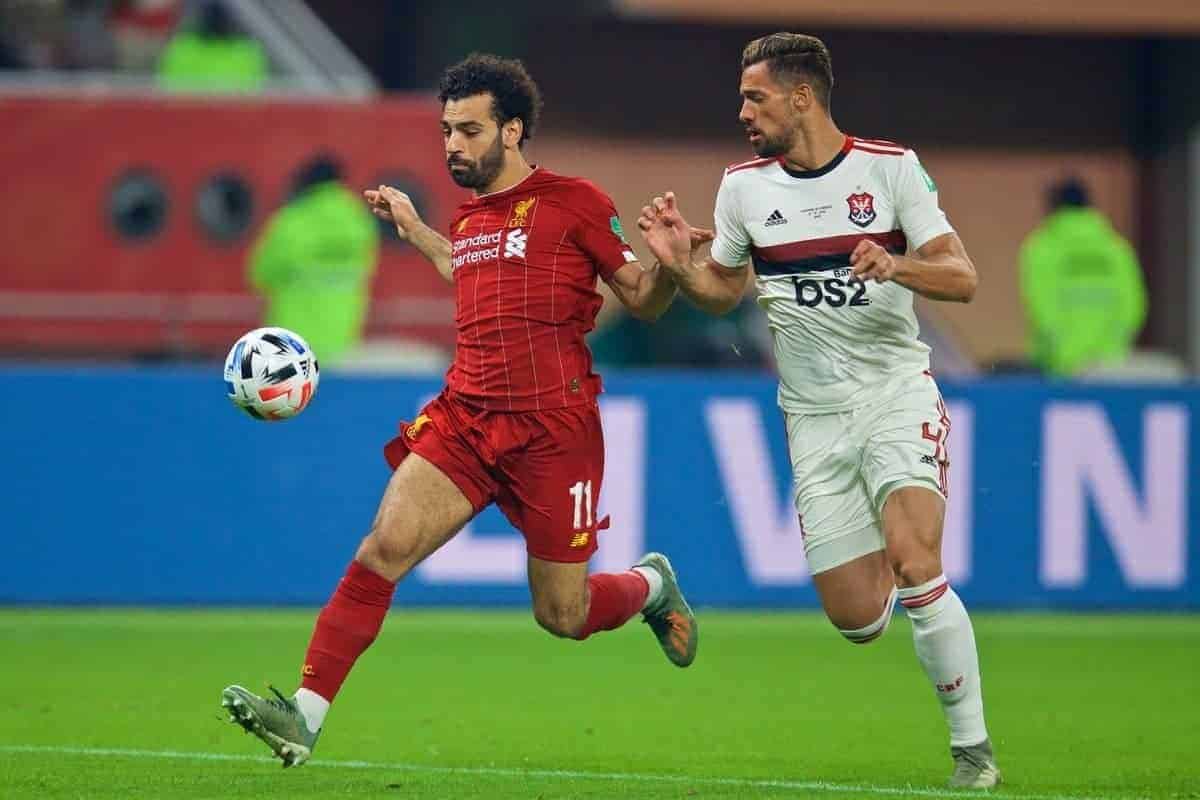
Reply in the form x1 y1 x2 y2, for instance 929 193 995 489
223 327 319 421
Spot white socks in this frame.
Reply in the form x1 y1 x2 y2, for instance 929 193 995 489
632 566 664 611
898 575 989 747
294 687 330 732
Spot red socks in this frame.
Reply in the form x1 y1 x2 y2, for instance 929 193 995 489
574 571 650 640
300 563 647 699
300 561 395 702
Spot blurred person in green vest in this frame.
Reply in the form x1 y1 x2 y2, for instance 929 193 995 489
157 1 266 93
1019 177 1147 377
250 154 380 365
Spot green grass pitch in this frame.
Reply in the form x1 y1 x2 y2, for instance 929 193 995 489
1 609 1197 799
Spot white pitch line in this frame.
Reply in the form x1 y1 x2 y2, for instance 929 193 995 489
0 744 1133 800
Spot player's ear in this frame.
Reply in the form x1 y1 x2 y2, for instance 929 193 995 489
503 117 523 148
791 83 812 113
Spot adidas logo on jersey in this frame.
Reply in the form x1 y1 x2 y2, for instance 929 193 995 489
764 209 788 227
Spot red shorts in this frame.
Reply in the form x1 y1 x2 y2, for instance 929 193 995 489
383 390 607 563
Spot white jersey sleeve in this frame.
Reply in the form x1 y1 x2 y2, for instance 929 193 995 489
894 149 954 251
709 171 751 269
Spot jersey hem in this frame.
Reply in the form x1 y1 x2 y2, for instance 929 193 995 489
776 364 932 415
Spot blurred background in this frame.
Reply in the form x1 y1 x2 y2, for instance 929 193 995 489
1 0 1197 609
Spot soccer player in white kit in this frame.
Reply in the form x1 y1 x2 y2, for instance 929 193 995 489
637 33 999 789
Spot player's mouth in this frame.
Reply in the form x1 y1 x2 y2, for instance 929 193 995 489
746 130 763 144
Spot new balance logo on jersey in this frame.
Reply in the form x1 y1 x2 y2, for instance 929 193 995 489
504 228 528 259
764 209 788 227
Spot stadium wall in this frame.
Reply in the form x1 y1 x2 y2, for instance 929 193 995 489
1 368 1195 609
0 96 466 356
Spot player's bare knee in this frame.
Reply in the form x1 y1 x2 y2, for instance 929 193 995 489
532 601 586 639
355 526 420 582
827 605 886 641
825 609 867 632
831 589 897 645
889 550 940 588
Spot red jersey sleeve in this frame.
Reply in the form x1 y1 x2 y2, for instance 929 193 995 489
569 180 638 280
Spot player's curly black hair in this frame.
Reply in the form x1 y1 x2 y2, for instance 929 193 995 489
437 53 543 146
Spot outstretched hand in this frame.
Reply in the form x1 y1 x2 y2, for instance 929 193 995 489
636 192 711 271
364 185 422 240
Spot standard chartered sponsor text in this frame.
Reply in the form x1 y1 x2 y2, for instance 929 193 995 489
452 231 503 270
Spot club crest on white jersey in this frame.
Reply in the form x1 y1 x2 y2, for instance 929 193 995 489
710 137 955 412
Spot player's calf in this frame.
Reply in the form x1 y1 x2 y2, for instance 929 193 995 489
836 585 898 645
811 548 898 644
533 596 588 638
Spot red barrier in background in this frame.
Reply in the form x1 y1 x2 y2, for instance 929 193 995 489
0 94 468 357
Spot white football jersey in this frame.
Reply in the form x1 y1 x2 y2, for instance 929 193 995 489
710 136 955 412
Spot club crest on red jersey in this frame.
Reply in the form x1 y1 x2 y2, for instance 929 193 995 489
508 196 537 228
847 192 877 228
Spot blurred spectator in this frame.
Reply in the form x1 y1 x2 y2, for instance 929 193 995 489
249 154 380 366
112 0 179 71
0 0 179 72
156 0 265 92
1019 177 1147 377
0 0 70 68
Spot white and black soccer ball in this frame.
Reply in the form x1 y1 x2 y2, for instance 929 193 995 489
223 327 319 421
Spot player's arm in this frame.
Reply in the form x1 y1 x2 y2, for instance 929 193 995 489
364 186 453 283
603 260 676 322
852 150 977 302
604 227 715 321
853 231 978 303
637 192 750 316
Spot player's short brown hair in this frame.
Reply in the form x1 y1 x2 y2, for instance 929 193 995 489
742 33 834 108
438 53 543 146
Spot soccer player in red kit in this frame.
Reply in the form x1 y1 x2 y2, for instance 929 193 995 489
220 54 702 767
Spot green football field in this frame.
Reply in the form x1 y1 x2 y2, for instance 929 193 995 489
1 610 1197 799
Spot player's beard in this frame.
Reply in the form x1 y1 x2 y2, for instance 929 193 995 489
749 122 798 158
447 133 506 190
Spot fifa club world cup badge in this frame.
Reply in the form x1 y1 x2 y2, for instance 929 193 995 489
846 192 877 228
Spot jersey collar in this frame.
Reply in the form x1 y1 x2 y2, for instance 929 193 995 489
778 136 852 180
471 165 541 201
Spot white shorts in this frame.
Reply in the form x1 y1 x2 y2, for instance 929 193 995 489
784 371 950 575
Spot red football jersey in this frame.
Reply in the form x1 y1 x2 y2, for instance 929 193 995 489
444 167 636 411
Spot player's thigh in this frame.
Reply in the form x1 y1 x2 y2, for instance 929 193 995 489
356 452 476 580
786 409 892 627
859 373 950 584
496 404 605 564
526 555 590 637
880 485 945 586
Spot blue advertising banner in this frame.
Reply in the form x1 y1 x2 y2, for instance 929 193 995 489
1 367 1195 608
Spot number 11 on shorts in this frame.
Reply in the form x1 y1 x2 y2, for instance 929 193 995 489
569 480 593 530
